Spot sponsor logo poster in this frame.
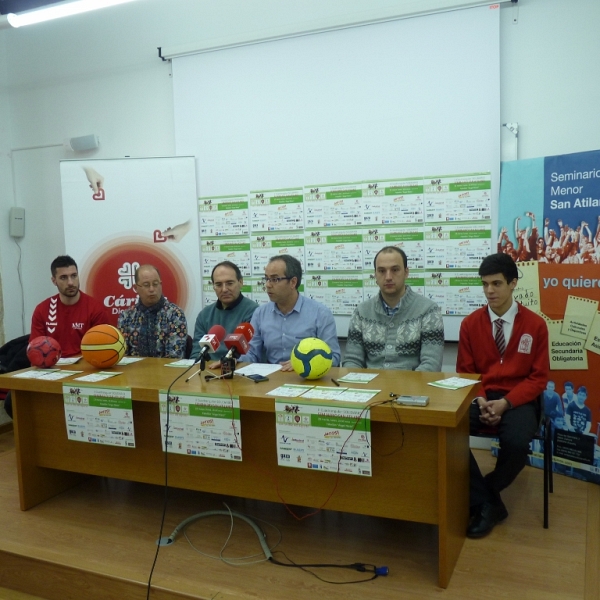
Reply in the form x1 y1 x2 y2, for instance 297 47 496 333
60 157 200 328
275 400 371 477
498 151 600 483
63 384 135 447
159 391 242 461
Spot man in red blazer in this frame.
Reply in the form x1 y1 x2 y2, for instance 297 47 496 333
457 253 549 538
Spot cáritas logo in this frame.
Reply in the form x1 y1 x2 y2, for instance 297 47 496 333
82 237 188 327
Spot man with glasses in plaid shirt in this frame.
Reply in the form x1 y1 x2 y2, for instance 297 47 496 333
239 255 341 369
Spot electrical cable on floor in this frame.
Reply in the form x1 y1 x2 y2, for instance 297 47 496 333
166 507 388 584
270 550 389 584
183 502 283 565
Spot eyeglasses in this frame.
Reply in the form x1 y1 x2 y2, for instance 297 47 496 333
213 280 238 289
261 276 291 285
137 281 162 289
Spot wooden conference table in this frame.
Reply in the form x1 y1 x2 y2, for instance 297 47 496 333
0 360 478 588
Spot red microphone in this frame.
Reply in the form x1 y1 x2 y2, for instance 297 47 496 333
222 323 255 360
195 324 226 363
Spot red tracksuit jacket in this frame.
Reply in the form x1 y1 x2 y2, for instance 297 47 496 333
457 302 549 407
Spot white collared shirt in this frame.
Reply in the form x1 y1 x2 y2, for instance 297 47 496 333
487 299 518 347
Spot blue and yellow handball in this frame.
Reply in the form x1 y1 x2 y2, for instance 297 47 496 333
290 337 333 380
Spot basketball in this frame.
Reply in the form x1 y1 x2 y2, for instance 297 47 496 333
290 337 333 380
27 336 61 368
81 325 126 368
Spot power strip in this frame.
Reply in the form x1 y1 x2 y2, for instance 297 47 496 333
394 395 429 407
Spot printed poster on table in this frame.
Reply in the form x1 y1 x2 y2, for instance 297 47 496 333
497 149 600 484
60 157 201 330
275 400 371 477
159 391 242 461
63 384 135 447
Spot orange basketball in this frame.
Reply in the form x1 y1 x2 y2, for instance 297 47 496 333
81 324 126 368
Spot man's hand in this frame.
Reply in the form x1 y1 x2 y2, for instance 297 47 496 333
477 398 510 427
208 360 221 370
279 360 293 372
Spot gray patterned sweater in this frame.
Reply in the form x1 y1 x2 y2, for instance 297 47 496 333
343 287 444 371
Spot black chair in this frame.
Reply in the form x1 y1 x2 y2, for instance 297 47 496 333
473 396 552 529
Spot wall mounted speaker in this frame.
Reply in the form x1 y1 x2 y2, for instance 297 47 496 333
68 134 99 152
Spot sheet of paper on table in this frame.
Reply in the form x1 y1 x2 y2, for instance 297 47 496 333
116 357 145 365
165 359 195 368
235 363 283 377
336 372 379 384
428 376 477 390
12 369 82 380
267 383 314 397
73 371 123 382
56 357 81 366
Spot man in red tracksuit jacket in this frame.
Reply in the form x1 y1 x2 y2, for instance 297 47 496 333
457 252 549 538
30 255 108 356
4 256 108 420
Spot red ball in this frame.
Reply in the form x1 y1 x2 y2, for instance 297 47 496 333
27 336 62 368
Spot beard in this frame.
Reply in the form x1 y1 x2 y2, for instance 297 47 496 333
62 286 79 296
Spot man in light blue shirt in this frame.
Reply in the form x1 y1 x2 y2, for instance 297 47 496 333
239 255 341 370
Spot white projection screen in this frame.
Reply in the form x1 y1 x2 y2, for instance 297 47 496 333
172 5 500 339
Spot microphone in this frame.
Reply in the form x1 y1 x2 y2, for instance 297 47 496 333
195 324 226 364
219 323 254 379
185 325 226 383
222 322 255 361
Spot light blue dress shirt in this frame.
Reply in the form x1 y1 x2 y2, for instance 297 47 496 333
240 294 341 366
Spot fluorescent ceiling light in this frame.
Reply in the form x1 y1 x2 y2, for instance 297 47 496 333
1 0 139 29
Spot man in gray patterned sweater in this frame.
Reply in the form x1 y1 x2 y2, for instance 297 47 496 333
343 246 444 371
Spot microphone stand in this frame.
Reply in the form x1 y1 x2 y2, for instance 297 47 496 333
184 355 207 383
205 371 245 382
220 356 236 379
205 355 244 382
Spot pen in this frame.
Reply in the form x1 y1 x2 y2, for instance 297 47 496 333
331 378 340 387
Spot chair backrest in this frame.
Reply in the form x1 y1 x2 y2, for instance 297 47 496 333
184 335 193 359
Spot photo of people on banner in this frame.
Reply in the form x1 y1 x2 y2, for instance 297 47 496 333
498 149 600 484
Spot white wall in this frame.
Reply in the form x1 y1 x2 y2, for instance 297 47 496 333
1 0 599 343
500 0 600 160
0 32 11 345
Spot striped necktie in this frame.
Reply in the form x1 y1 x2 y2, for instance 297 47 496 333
494 318 506 356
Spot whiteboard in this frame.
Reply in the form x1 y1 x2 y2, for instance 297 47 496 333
172 6 500 340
